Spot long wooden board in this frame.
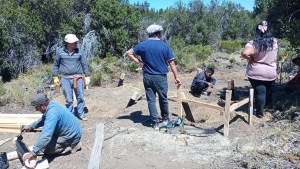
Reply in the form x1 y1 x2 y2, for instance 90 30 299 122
0 114 41 124
230 98 249 112
88 123 105 169
182 99 224 111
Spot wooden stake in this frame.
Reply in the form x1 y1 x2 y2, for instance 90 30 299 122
227 79 234 99
248 88 254 125
88 123 105 169
224 90 232 137
118 73 126 87
177 85 183 119
126 92 139 108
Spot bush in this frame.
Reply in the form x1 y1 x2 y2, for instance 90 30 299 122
174 45 213 71
229 57 236 64
91 71 103 86
218 40 242 54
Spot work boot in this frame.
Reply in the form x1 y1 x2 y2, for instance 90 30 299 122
71 141 82 154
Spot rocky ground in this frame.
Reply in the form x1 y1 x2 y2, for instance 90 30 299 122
1 54 300 169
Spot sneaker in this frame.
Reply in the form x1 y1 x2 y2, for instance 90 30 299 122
162 118 170 125
71 141 82 154
152 122 159 130
79 115 88 121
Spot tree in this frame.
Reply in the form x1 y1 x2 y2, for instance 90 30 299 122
90 0 139 57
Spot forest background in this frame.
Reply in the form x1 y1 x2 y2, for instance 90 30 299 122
0 0 299 105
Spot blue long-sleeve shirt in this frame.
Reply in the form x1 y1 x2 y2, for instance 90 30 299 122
52 47 90 77
29 101 82 155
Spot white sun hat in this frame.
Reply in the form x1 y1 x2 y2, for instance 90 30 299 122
146 24 163 34
64 34 79 43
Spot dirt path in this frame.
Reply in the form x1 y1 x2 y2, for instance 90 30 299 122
1 63 299 169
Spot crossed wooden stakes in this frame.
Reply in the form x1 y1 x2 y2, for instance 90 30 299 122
176 81 254 137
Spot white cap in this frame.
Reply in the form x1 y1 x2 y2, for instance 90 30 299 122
146 24 163 34
64 34 79 43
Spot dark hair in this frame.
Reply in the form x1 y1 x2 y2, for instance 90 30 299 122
148 31 161 38
253 21 274 52
205 67 214 74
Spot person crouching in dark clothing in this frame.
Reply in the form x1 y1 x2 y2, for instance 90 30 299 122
190 67 216 97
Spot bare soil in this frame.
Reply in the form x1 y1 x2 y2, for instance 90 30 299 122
1 56 300 169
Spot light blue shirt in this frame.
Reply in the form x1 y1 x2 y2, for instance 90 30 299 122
29 101 82 154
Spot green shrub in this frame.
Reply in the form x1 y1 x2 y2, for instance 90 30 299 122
91 71 103 86
218 40 242 54
0 80 6 96
229 57 236 64
170 37 186 51
129 62 139 72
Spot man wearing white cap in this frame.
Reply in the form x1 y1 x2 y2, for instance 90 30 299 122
52 34 90 121
126 24 181 130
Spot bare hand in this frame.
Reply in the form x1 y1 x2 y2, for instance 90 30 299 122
21 125 30 132
208 83 214 88
22 152 36 163
138 61 145 67
175 78 181 86
248 57 256 66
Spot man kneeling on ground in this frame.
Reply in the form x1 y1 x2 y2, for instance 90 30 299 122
22 93 82 162
190 67 216 97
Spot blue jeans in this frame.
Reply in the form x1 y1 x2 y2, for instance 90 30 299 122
61 77 85 118
143 73 169 123
43 135 81 155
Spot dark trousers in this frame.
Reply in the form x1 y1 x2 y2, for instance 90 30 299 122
191 83 208 95
143 73 169 123
248 78 274 114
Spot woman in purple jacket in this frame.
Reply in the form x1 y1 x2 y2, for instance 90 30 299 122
241 21 278 118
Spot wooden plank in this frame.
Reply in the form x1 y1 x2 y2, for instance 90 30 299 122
0 114 41 124
0 128 20 133
224 90 232 137
248 89 254 125
88 123 105 169
230 98 250 112
177 85 183 119
182 99 224 111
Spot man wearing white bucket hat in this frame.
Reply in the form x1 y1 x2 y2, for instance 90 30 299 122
52 34 90 121
126 24 181 130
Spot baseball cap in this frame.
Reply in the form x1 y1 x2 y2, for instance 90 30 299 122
146 24 163 34
30 93 50 106
64 34 79 43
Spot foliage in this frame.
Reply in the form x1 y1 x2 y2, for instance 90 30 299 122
218 40 242 54
254 0 300 47
174 45 213 70
90 0 139 57
2 65 52 105
91 71 103 86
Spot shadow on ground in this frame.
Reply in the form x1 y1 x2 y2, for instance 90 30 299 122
117 111 152 127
